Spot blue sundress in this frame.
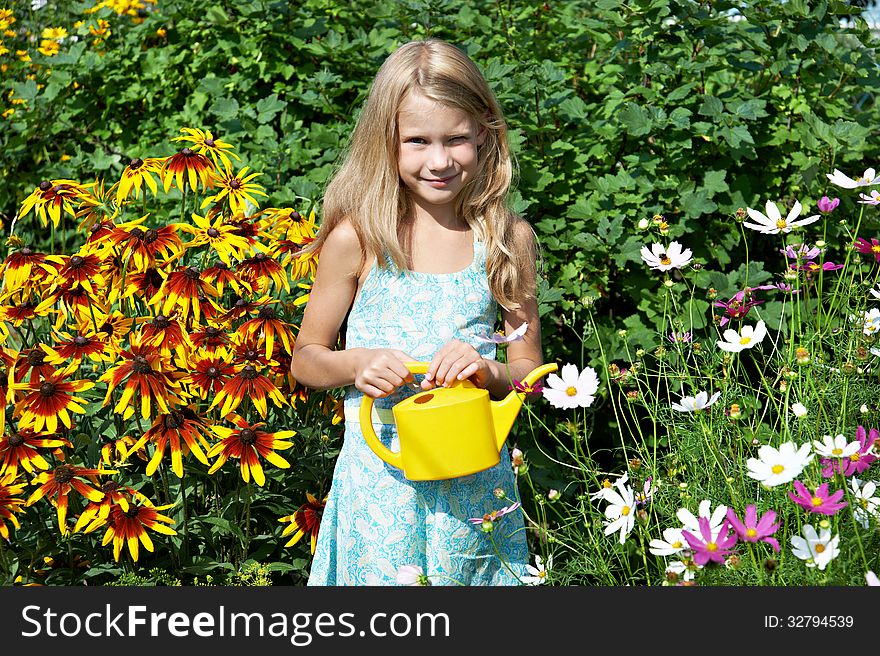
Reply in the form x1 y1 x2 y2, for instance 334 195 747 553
307 237 529 586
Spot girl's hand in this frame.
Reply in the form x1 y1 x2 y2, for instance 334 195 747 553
422 340 491 390
354 348 416 399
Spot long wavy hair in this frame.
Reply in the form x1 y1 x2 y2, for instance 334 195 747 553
308 38 536 310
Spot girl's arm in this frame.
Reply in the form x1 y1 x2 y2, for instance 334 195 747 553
290 220 415 398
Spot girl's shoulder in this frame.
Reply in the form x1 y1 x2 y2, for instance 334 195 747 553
318 218 370 281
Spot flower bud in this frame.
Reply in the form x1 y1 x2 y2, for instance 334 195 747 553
626 390 639 402
814 239 826 248
636 509 649 523
819 519 830 529
728 404 742 419
735 208 747 222
860 404 869 414
547 489 560 502
481 519 495 533
637 218 650 230
706 287 717 300
493 487 507 499
629 458 642 470
795 347 810 365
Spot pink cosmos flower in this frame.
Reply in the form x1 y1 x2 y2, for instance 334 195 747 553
781 243 822 261
668 331 692 344
713 285 777 327
725 505 781 552
681 517 738 566
817 196 840 213
854 237 880 263
634 477 655 506
509 379 544 396
798 261 845 273
788 481 847 516
843 425 879 476
476 322 528 345
819 457 848 479
468 501 521 531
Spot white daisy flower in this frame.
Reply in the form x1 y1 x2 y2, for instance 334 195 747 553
648 527 688 556
716 320 768 353
671 390 721 413
676 499 727 538
812 434 860 459
790 524 840 571
541 363 599 409
746 441 814 487
743 200 820 234
826 167 879 189
850 478 880 530
791 402 808 418
520 554 552 585
640 241 693 271
602 478 637 544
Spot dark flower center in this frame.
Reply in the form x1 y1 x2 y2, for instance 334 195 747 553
102 481 121 493
229 179 242 190
164 413 183 429
239 429 257 445
69 255 84 268
74 335 89 346
207 227 220 238
235 298 248 308
130 227 145 240
240 365 258 380
153 314 170 329
52 185 64 193
40 382 56 397
54 465 75 483
132 355 151 374
214 262 228 270
27 350 46 366
130 158 144 169
244 349 258 361
205 326 220 336
125 506 141 519
206 366 220 378
254 253 267 262
21 246 35 256
7 433 25 448
185 266 200 280
290 210 302 222
39 180 52 191
143 229 159 243
147 268 164 288
181 147 194 156
258 306 276 320
204 138 215 147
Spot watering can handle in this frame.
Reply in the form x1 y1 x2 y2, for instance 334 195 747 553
359 362 429 468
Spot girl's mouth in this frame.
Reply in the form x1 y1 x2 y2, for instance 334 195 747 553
423 174 456 187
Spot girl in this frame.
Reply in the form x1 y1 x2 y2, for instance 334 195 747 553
290 39 545 586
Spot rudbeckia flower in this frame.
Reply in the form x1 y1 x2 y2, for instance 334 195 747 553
148 265 220 324
25 464 116 534
200 262 251 296
279 492 327 554
0 246 63 293
201 166 267 215
114 157 164 205
98 499 177 563
207 414 295 486
541 363 599 409
18 179 93 228
236 251 290 295
0 427 66 476
236 300 297 359
12 362 94 434
161 147 215 194
73 479 153 533
174 127 241 171
96 214 184 273
715 320 767 353
184 348 235 399
179 212 251 267
825 167 879 189
139 313 193 367
640 241 692 271
42 330 113 365
743 200 819 234
0 470 27 540
208 363 288 418
127 407 212 478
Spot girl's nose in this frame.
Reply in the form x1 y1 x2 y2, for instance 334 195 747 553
427 144 453 171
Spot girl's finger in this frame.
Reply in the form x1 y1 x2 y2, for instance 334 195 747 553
456 361 479 381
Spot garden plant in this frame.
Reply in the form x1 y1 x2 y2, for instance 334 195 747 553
1 0 878 586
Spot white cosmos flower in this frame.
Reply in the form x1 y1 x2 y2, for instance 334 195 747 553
743 200 820 234
867 571 880 586
590 473 628 501
862 308 880 335
520 554 552 585
826 167 879 189
812 434 860 459
677 499 727 538
541 363 599 409
648 527 688 556
790 524 840 570
716 320 768 353
791 402 808 418
671 390 721 413
396 565 430 586
602 478 637 544
850 478 880 529
640 241 693 271
746 441 814 487
666 559 700 582
871 284 880 300
858 189 880 205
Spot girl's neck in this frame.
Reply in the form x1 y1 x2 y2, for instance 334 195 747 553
407 204 469 232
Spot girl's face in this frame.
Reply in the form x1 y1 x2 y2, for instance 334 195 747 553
396 90 486 216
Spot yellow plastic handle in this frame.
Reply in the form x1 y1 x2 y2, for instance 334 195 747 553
359 362 429 468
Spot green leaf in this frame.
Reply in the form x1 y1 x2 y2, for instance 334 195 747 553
618 102 653 137
210 97 240 121
680 189 717 218
698 96 723 118
255 93 287 124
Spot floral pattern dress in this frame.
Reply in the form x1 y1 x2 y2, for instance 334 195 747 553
307 238 529 586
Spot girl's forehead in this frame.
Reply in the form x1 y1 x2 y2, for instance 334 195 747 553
397 91 474 130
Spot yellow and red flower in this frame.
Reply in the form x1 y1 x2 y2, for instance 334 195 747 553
179 212 251 267
12 362 94 434
200 262 251 296
173 127 240 171
43 330 113 365
114 156 165 206
0 470 27 540
127 406 212 478
96 214 183 272
0 246 62 293
161 147 215 194
207 413 294 486
98 498 177 562
139 313 193 367
51 250 107 295
18 179 93 229
0 427 66 476
236 251 289 295
148 265 220 324
235 299 296 359
201 166 267 215
185 348 235 399
73 479 153 534
208 363 287 418
97 337 187 421
190 324 231 352
279 492 327 554
25 464 116 534
74 178 118 232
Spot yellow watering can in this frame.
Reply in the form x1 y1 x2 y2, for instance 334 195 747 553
359 361 558 481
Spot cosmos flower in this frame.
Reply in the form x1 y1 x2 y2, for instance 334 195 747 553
812 434 860 460
476 322 528 344
640 241 693 271
858 189 880 205
677 499 728 538
849 478 880 529
541 363 599 409
790 524 839 570
743 200 820 234
854 237 880 262
671 390 721 413
682 517 738 566
816 196 840 213
648 527 688 556
788 481 847 516
716 320 767 353
825 167 879 189
725 505 780 552
600 478 636 544
467 501 522 532
747 441 814 487
843 425 878 476
396 564 431 586
520 554 552 585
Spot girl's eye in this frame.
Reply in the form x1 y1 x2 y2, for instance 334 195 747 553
405 137 426 144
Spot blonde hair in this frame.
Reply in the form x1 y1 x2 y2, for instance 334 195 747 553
309 38 535 310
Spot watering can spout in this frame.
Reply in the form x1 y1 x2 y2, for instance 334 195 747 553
491 363 558 451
